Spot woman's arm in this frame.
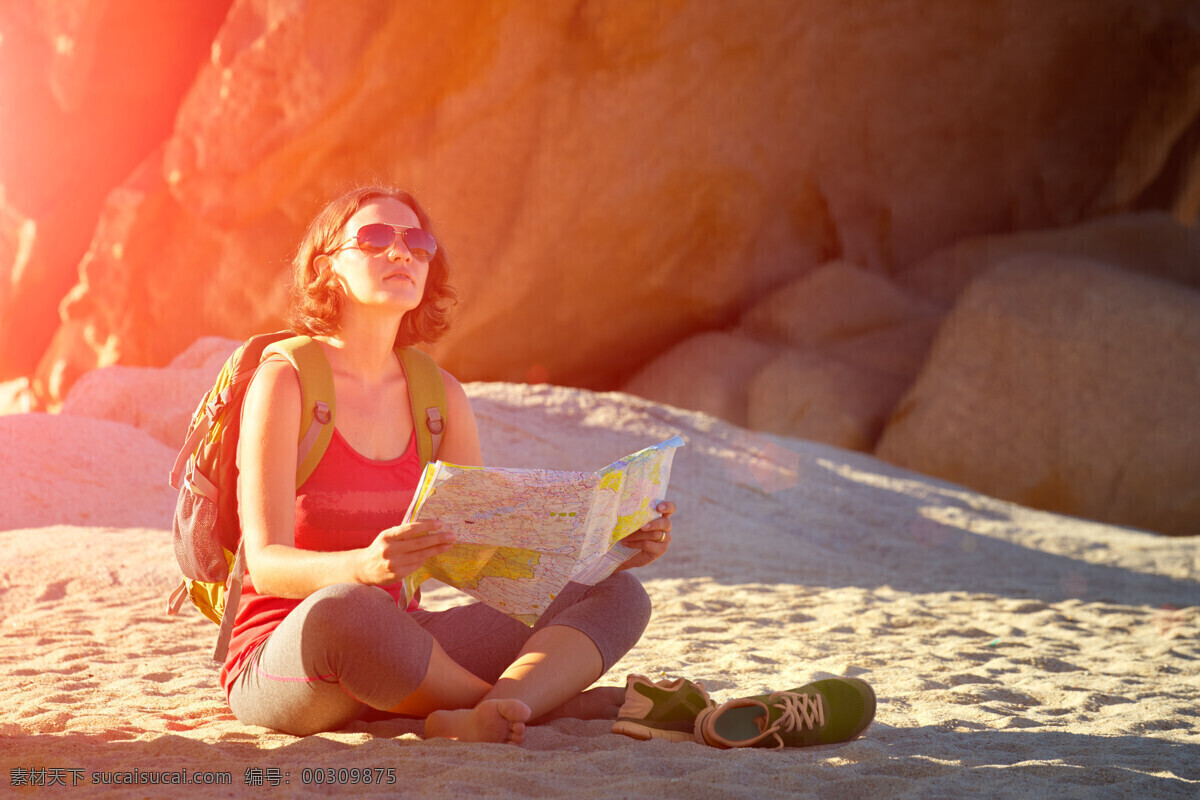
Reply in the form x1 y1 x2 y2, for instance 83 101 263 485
237 360 454 598
436 370 483 467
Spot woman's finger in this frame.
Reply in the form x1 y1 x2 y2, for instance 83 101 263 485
638 518 671 536
625 530 670 549
384 519 446 538
386 530 456 561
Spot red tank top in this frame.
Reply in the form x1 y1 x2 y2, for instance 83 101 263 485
220 428 422 695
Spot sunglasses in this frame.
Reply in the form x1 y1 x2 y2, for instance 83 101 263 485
333 223 437 261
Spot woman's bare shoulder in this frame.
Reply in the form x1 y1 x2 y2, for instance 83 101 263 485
243 358 302 422
439 368 472 408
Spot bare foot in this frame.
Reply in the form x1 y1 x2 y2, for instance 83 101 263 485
425 699 531 744
536 686 626 722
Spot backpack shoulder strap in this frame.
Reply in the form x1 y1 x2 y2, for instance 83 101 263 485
261 335 337 487
395 346 447 467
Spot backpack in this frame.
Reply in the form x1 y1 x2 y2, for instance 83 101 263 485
166 331 447 663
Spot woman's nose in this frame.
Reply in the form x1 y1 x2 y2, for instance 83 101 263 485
387 241 412 262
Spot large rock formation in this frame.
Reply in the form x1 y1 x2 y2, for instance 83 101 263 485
0 0 231 381
0 0 1195 406
877 257 1200 536
4 1 1200 535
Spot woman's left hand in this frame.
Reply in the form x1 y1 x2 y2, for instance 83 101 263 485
615 501 675 572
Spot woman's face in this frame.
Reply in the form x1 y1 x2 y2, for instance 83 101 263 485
323 197 430 314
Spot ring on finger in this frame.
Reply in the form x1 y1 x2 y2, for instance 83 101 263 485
656 531 667 543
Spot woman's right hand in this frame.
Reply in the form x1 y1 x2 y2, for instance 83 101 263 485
356 519 457 585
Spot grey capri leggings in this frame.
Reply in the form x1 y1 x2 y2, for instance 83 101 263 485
227 572 651 736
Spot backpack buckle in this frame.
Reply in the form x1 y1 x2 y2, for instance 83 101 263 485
426 407 444 435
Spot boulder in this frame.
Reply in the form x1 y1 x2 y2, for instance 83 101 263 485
877 255 1200 536
166 336 241 373
824 317 943 380
60 366 215 450
0 413 177 530
741 260 943 345
899 212 1200 306
626 262 942 449
747 351 908 451
623 331 778 428
59 337 237 446
15 0 1199 405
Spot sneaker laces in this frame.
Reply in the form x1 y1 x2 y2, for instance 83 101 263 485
760 692 826 748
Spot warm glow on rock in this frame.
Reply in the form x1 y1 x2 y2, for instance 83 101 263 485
0 0 1197 536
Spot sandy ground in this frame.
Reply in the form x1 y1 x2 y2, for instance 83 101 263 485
1 366 1197 799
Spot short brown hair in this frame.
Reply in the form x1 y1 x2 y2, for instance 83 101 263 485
288 187 457 347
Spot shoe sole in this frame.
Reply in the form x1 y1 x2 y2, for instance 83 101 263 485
612 719 697 743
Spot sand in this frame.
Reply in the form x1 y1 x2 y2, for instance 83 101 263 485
1 367 1197 798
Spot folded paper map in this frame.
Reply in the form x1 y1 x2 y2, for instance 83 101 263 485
401 436 685 625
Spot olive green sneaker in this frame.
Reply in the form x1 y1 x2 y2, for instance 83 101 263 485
612 674 714 743
695 677 876 749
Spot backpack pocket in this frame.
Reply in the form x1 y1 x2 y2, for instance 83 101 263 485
172 483 229 583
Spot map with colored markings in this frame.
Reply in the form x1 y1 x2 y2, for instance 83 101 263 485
402 437 685 624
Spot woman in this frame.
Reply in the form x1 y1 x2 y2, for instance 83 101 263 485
222 187 674 743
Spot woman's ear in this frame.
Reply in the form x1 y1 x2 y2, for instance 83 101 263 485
315 254 343 287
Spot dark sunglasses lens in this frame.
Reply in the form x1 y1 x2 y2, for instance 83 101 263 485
402 228 437 260
356 223 396 252
354 224 436 259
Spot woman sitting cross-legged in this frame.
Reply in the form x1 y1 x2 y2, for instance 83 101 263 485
222 186 675 743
